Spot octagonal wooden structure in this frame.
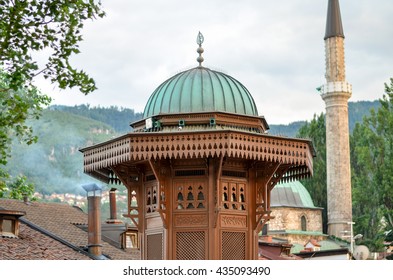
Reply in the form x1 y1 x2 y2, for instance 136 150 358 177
80 111 314 260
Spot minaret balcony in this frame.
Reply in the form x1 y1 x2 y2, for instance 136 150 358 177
320 81 352 95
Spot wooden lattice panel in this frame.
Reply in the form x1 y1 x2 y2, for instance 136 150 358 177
146 233 163 260
175 231 206 260
221 231 246 260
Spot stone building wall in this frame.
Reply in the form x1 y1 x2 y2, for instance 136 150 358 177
269 207 323 233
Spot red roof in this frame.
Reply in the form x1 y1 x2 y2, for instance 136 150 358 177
0 223 91 260
0 199 139 260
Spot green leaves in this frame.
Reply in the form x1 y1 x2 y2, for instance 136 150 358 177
0 0 105 94
0 173 36 200
8 175 35 200
297 113 328 233
297 86 393 242
351 78 393 242
0 0 104 186
0 71 52 165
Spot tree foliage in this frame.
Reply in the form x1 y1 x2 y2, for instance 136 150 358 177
0 0 105 94
1 72 51 165
296 88 393 243
351 78 393 241
0 1 105 189
0 168 9 198
8 175 35 200
0 173 36 200
296 113 328 233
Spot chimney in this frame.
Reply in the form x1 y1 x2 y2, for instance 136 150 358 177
82 183 103 257
109 188 117 220
107 188 122 224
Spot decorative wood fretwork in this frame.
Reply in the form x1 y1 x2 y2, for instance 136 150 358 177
254 162 279 231
220 181 246 211
81 130 314 183
146 184 158 214
132 111 268 133
111 165 142 231
220 215 247 228
147 159 168 228
174 214 208 227
174 181 207 211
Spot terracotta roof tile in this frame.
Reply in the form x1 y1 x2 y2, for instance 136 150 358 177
0 223 91 260
0 199 140 260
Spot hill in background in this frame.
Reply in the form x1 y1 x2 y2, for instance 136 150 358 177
268 100 380 137
49 104 143 133
6 109 119 195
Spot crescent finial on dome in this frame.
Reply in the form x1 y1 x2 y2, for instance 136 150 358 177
196 31 204 66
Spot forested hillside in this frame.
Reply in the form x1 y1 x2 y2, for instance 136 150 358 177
269 100 380 137
6 110 119 195
49 104 143 133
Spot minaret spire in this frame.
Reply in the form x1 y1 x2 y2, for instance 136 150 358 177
325 0 345 39
320 0 353 241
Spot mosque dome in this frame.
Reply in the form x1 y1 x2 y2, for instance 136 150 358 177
143 66 259 119
271 181 317 209
142 32 258 119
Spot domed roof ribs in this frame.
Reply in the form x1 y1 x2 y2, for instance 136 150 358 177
239 81 258 115
205 68 216 110
200 69 205 111
227 74 247 115
210 69 226 112
179 67 194 113
166 70 188 114
324 0 344 40
143 92 154 118
144 81 165 118
152 78 171 116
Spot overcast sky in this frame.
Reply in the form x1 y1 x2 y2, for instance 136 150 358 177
36 0 393 125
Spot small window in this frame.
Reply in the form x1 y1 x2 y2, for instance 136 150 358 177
261 223 268 236
123 231 139 249
0 210 26 238
2 219 14 232
301 215 307 231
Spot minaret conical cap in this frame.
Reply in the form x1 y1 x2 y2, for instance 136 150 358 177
324 0 345 40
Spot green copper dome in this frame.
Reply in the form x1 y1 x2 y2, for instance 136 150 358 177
143 66 259 119
271 181 317 209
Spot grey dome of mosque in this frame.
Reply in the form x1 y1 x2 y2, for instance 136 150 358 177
142 32 259 119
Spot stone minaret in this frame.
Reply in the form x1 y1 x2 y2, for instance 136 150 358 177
321 0 352 238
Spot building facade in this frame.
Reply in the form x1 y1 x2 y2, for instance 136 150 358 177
269 181 325 246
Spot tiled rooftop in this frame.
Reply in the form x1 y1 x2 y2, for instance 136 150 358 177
0 199 140 260
0 223 91 260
